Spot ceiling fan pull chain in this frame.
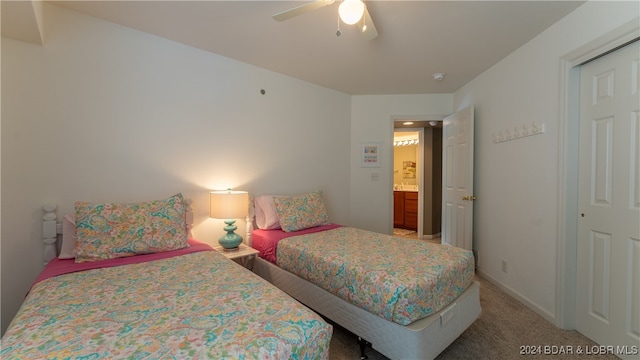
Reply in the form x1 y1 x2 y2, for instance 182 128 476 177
336 9 342 37
361 4 367 32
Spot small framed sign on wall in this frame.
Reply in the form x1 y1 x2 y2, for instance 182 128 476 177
361 142 381 167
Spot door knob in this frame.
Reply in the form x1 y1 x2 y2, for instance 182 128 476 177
462 195 477 201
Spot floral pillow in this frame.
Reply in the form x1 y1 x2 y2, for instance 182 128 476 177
74 193 189 263
274 190 329 232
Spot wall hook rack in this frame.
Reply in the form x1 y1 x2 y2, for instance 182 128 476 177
492 122 545 144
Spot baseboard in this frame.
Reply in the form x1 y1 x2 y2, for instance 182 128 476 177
476 269 556 325
422 232 441 240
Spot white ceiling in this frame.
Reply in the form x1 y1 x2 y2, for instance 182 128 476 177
3 1 585 95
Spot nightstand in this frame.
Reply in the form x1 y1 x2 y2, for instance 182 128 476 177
213 244 259 270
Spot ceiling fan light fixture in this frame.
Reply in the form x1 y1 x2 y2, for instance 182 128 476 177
339 0 365 25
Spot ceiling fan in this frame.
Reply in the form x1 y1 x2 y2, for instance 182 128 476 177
272 0 378 40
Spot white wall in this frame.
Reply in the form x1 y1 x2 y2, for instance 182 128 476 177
350 95 453 234
1 4 351 333
453 0 639 323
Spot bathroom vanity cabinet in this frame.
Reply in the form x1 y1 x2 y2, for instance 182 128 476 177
393 191 418 231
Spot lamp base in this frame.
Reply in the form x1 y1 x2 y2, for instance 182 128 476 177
221 246 240 252
218 219 243 250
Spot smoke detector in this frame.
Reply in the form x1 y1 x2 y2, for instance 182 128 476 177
432 72 445 81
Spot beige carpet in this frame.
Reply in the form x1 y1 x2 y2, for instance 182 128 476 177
328 274 618 360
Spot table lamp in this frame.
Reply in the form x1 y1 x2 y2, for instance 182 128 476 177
210 190 249 251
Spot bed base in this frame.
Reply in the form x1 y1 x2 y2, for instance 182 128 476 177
253 257 481 360
358 336 371 359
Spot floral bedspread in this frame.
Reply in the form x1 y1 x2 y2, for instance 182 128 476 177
1 251 332 359
276 227 475 325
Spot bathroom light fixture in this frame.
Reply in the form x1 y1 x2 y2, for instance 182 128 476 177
393 139 419 147
403 121 414 125
339 0 365 25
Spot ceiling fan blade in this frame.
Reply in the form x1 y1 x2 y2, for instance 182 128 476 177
357 5 378 40
273 0 336 22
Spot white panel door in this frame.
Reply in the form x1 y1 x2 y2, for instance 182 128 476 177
442 106 474 250
577 40 640 359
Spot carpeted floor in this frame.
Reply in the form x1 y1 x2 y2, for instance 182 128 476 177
328 274 618 360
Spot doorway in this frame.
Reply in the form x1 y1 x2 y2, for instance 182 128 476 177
393 121 443 242
393 129 421 239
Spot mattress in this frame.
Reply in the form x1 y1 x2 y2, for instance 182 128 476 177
254 257 481 360
1 241 332 359
253 226 475 325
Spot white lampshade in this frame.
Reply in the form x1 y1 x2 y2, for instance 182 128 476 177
210 190 249 219
339 0 365 25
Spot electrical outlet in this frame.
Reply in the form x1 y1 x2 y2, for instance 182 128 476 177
370 172 379 181
501 260 508 273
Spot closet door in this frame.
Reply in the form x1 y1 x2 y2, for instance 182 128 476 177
576 40 639 358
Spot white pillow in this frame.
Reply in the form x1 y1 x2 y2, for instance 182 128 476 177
58 214 76 259
254 195 282 230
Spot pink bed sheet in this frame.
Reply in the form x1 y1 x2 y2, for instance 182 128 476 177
33 238 213 288
252 224 341 263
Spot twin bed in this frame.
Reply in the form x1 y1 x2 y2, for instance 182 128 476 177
2 190 480 360
251 192 481 359
1 193 331 359
250 191 481 359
